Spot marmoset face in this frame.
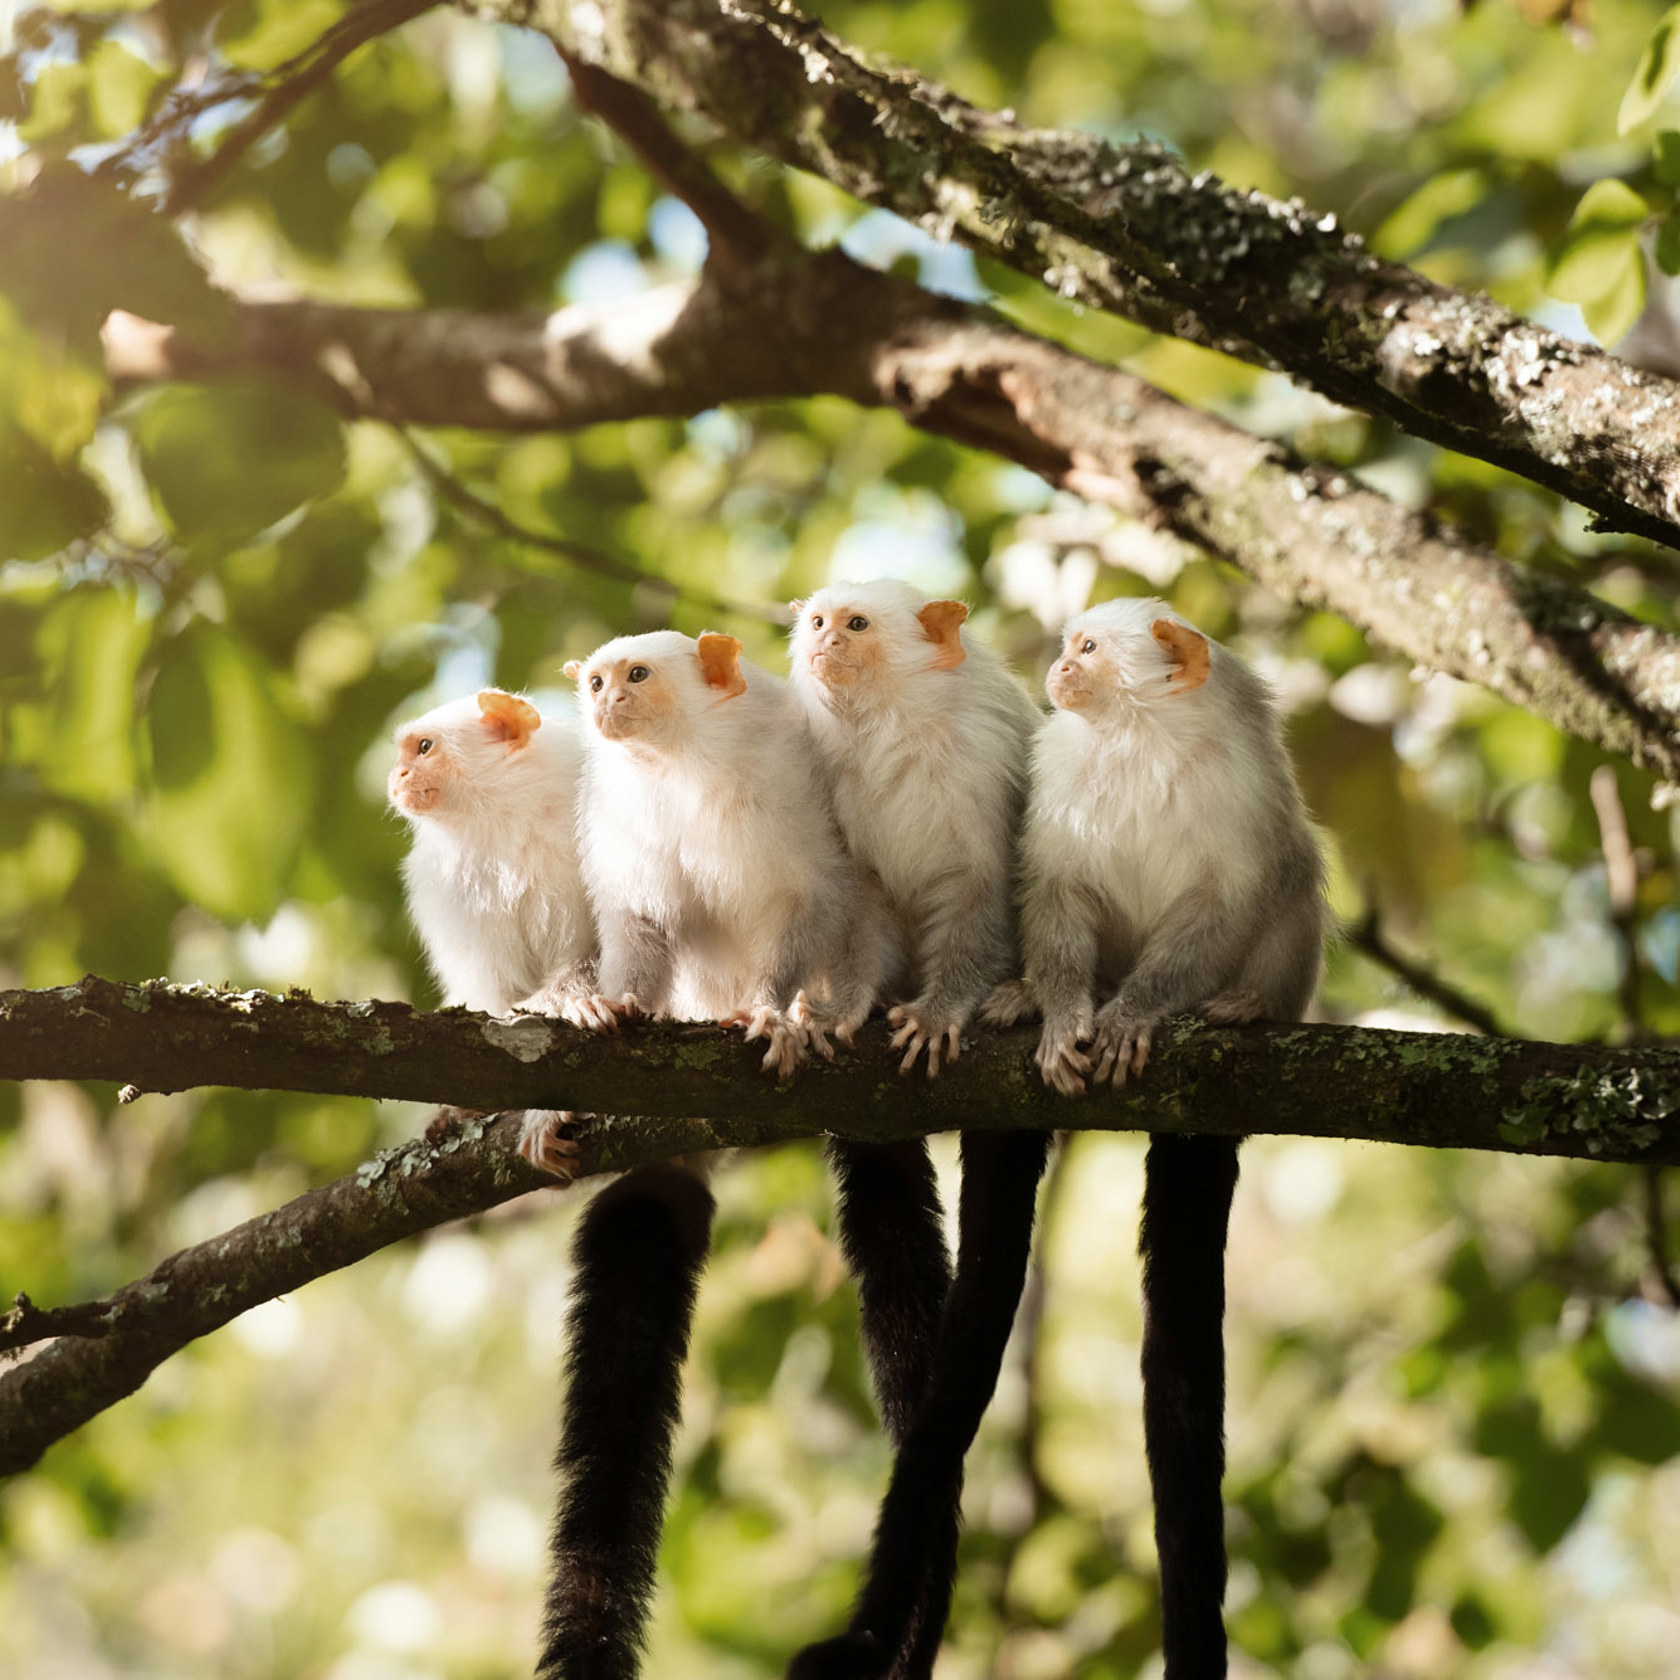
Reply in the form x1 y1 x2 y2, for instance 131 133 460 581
388 728 450 815
1050 601 1208 714
792 580 968 700
797 597 887 693
388 690 541 821
566 630 744 750
575 653 674 743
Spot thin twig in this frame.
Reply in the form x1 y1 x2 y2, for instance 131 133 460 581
1348 904 1505 1038
158 0 437 217
1644 1170 1680 1309
395 427 786 627
559 55 777 266
0 1293 116 1352
1590 765 1646 1038
1587 766 1680 1308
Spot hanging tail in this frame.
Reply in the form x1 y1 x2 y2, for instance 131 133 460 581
1139 1131 1241 1680
827 1136 954 1444
537 1164 715 1680
789 1128 1051 1680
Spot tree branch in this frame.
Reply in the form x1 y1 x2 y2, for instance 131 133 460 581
3 977 1679 1166
1348 905 1507 1038
0 1108 542 1475
156 0 439 215
497 0 1680 550
102 250 1680 779
5 975 1680 1473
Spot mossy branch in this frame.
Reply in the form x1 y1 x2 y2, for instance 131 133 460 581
4 975 1680 1472
498 0 1680 550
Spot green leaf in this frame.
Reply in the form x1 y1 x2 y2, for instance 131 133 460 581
1621 4 1680 135
84 39 163 139
1550 181 1649 344
144 626 311 921
32 587 149 802
1582 248 1647 345
1654 129 1680 186
1372 170 1487 260
134 385 347 542
1656 208 1680 274
0 421 109 560
0 166 233 360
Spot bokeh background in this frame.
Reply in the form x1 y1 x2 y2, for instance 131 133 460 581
5 0 1680 1674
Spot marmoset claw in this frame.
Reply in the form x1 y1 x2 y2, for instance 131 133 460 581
516 1110 582 1181
886 1004 961 1078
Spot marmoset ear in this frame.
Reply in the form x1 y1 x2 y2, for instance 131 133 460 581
477 688 542 745
1150 619 1210 693
918 600 969 671
562 660 584 683
696 633 748 699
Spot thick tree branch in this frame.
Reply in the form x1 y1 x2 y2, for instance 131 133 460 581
102 253 1680 779
4 975 1680 1472
495 0 1680 550
0 1108 542 1475
3 977 1679 1166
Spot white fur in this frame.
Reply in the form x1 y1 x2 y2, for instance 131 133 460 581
1006 595 1326 1093
1025 600 1277 943
391 694 593 1015
789 579 1041 1071
573 631 868 1048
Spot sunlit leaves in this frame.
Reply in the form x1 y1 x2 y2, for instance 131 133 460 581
0 168 233 361
31 587 150 803
1620 3 1680 134
144 624 311 920
1372 170 1487 261
133 385 347 542
1548 179 1649 346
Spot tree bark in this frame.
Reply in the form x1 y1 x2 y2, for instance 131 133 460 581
4 975 1679 1474
103 258 1680 781
493 0 1680 550
4 977 1678 1167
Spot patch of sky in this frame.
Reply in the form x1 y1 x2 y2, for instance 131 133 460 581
560 240 649 306
840 209 987 303
649 196 708 273
1641 907 1680 986
500 26 572 122
829 485 970 595
687 409 748 460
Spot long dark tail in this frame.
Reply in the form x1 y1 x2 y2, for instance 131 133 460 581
1139 1132 1241 1680
827 1137 954 1444
537 1165 715 1680
790 1128 1051 1680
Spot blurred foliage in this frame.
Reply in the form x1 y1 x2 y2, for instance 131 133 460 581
4 0 1680 1676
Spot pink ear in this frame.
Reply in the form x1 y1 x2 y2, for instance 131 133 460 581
477 688 541 746
1150 619 1210 692
918 600 969 671
696 633 748 699
562 660 584 683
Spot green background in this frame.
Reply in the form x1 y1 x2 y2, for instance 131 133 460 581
5 0 1680 1674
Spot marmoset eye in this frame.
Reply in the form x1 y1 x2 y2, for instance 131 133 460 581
811 615 825 630
629 665 650 682
417 738 433 755
589 675 604 693
848 616 869 632
1082 639 1096 654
